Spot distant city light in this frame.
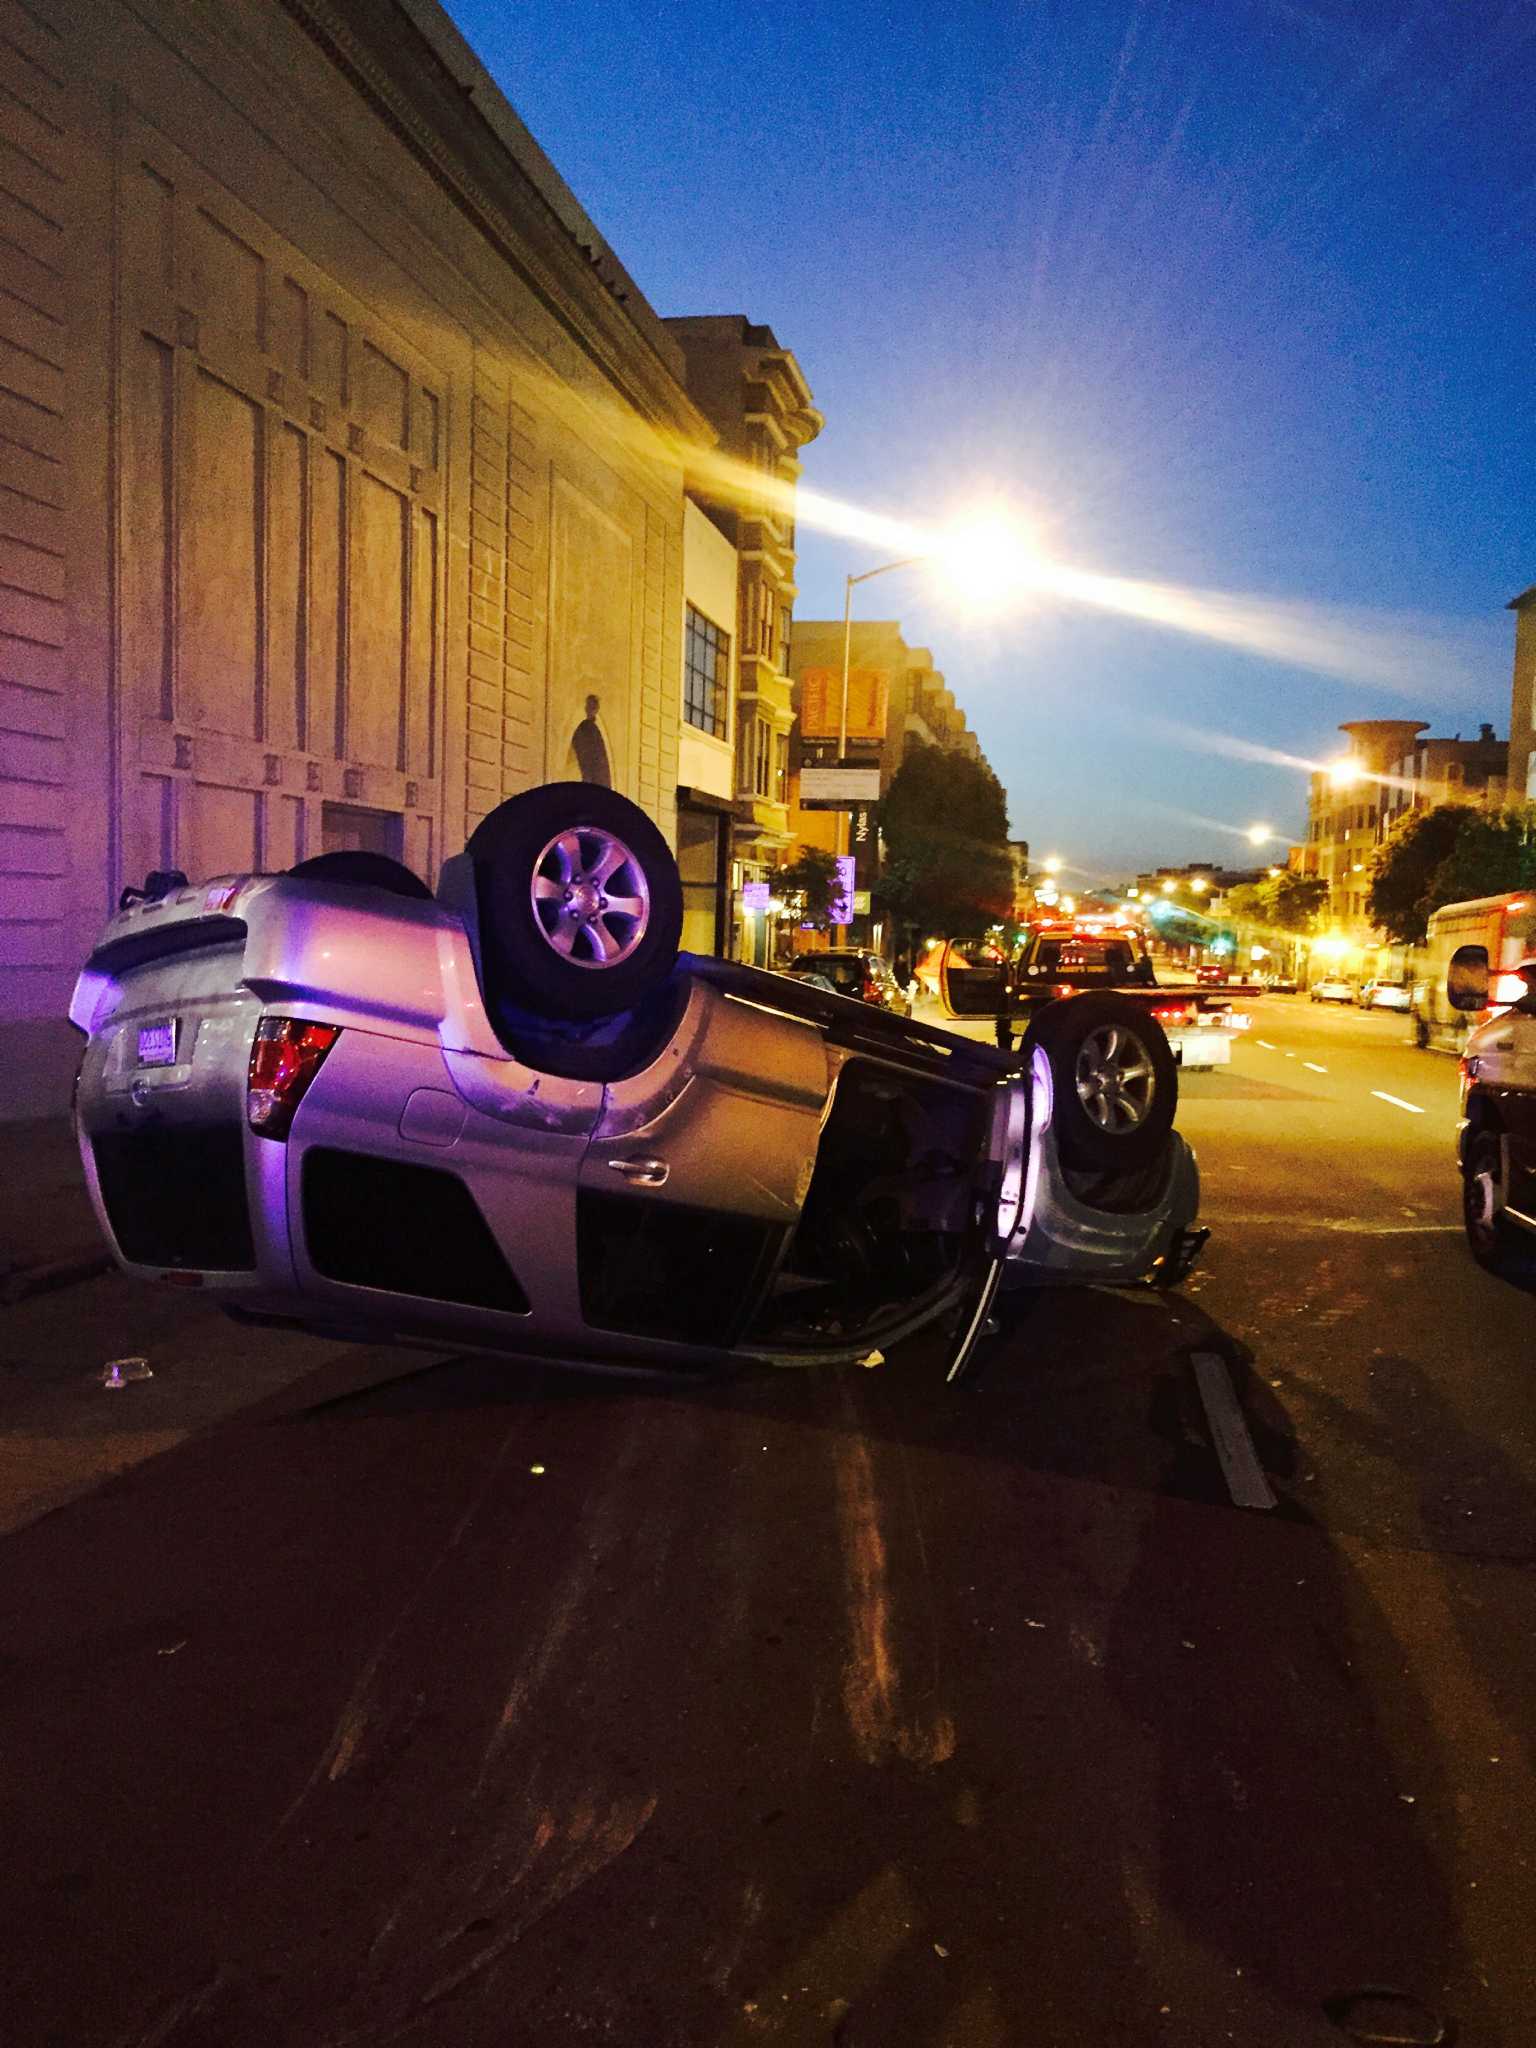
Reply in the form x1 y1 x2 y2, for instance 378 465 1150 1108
1161 879 1176 894
1189 877 1209 893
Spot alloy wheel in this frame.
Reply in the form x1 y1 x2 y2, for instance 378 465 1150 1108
530 826 651 969
1074 1022 1157 1132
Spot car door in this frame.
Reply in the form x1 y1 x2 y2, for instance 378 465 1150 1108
939 939 1008 1018
574 983 830 1350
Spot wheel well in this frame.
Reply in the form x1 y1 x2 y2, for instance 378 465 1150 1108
1465 1091 1502 1138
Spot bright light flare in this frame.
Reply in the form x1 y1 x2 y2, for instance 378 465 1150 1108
1327 757 1363 788
1042 856 1063 875
927 513 1043 616
1247 824 1273 846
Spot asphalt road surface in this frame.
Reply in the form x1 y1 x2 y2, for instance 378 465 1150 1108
1 996 1533 2046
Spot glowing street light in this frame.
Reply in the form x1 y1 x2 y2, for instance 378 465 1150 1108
1327 756 1363 788
1246 823 1273 847
836 512 1039 756
1190 876 1210 894
1042 856 1063 876
1161 878 1176 894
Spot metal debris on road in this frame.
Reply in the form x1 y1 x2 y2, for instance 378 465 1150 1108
1191 1351 1277 1511
101 1356 153 1390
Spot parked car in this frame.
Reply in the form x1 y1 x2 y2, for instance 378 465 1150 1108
1309 976 1355 1003
1449 948 1536 1282
1262 973 1299 994
68 787 1206 1383
784 949 911 1017
1357 978 1410 1012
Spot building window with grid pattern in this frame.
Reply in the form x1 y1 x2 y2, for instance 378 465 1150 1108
684 605 730 738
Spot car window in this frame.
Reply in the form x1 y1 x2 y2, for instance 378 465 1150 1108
795 956 862 992
1022 938 1138 981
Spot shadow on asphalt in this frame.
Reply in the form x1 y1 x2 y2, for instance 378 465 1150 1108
0 1280 1488 2047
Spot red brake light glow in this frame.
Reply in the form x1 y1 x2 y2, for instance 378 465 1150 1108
248 1017 340 1139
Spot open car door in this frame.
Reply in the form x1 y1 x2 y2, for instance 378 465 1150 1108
938 938 1008 1019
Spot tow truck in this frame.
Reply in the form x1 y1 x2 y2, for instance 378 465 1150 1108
936 917 1257 1068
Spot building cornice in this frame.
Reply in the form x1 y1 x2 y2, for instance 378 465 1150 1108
282 0 713 443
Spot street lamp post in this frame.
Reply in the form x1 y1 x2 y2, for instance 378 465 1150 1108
837 555 928 760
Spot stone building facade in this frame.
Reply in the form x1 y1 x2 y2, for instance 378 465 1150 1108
663 316 821 966
0 0 714 1115
1297 717 1506 931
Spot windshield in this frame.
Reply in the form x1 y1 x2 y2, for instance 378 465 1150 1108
1019 937 1153 985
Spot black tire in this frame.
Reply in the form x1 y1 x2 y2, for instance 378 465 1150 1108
1026 994 1178 1173
466 783 683 1021
288 850 433 900
1462 1128 1536 1283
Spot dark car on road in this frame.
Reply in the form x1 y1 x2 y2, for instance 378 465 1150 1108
69 787 1204 1382
1448 946 1536 1282
783 949 911 1016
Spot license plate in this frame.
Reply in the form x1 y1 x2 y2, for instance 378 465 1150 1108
136 1019 178 1067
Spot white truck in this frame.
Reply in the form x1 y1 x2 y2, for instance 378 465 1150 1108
1413 892 1536 1052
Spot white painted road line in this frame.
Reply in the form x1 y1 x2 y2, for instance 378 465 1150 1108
1372 1090 1425 1115
1256 1039 1276 1049
1191 1353 1276 1511
1283 1051 1296 1058
1303 1061 1327 1073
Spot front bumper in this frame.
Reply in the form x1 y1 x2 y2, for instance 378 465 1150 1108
1005 1132 1202 1288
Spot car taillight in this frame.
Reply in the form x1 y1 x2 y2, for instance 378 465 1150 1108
1153 1003 1193 1024
862 976 880 1003
248 1018 340 1139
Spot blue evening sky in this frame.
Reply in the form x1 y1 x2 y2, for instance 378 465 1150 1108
443 0 1536 875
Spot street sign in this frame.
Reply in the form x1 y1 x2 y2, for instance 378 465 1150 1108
829 854 856 926
799 766 882 806
852 890 871 914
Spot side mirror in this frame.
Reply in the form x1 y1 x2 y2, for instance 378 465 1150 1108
1446 945 1490 1012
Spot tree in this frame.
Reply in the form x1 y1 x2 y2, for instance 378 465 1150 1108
1224 870 1327 935
775 845 844 932
1366 804 1475 943
1427 805 1536 910
873 741 1014 941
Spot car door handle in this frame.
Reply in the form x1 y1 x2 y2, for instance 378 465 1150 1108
1493 1036 1516 1051
605 1155 669 1187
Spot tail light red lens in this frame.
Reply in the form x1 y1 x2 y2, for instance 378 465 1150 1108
862 976 881 1003
248 1017 340 1139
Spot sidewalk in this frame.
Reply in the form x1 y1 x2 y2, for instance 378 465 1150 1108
0 1117 111 1304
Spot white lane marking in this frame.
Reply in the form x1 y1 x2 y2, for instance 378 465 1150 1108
1283 1051 1296 1059
1372 1090 1425 1115
1191 1353 1276 1511
1303 1061 1327 1073
1204 1217 1461 1234
1256 1039 1276 1049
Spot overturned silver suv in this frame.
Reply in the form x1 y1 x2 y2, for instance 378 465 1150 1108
69 785 1203 1381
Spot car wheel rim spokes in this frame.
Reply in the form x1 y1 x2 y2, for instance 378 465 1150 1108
530 826 651 969
1075 1024 1156 1132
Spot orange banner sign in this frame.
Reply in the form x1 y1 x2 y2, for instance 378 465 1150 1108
797 666 890 741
